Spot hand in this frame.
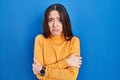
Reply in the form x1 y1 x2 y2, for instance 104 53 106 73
32 58 42 74
66 53 82 68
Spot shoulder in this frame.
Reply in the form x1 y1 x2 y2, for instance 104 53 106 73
69 36 80 45
35 34 45 41
35 34 44 39
71 36 80 42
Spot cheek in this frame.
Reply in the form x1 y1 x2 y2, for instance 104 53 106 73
60 27 63 32
48 23 52 27
59 25 63 32
48 24 52 30
57 23 63 30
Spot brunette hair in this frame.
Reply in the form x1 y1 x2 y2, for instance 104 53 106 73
43 3 73 40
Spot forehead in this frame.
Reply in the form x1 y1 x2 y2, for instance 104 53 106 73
49 10 60 18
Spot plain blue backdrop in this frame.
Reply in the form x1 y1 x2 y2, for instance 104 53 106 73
0 0 120 80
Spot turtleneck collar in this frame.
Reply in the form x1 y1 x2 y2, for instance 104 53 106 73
50 33 64 40
49 33 65 45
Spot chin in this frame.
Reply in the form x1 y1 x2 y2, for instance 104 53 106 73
52 33 61 36
53 34 60 36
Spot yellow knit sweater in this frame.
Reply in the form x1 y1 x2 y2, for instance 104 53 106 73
34 34 80 80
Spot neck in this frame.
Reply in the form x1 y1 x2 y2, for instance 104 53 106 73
49 33 65 45
50 33 64 39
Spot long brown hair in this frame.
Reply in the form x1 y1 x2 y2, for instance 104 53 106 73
43 3 73 40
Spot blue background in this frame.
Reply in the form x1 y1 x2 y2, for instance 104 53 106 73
0 0 120 80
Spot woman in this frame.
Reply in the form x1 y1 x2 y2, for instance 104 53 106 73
32 3 82 80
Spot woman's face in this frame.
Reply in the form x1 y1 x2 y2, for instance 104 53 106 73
48 10 63 36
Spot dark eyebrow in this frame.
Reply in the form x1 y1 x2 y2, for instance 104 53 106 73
48 17 60 19
48 18 53 19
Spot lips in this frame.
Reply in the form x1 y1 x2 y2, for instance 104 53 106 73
52 29 59 32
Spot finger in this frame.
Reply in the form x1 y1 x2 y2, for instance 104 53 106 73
78 61 82 65
76 56 81 60
78 59 82 62
74 60 82 65
32 64 38 71
33 68 38 74
72 53 79 56
33 71 37 74
34 72 36 75
34 58 40 64
32 64 34 68
80 57 82 59
32 68 36 74
79 62 82 65
78 65 80 68
80 59 82 62
76 63 81 68
32 65 35 70
78 65 81 68
32 64 35 66
78 59 82 63
75 64 80 68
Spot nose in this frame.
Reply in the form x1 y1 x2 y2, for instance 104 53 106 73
53 20 57 27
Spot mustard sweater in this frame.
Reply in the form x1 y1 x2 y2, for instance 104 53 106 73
34 34 80 80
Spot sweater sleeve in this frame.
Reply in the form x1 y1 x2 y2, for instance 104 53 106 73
47 36 81 69
46 58 69 69
33 35 44 79
70 36 80 55
34 36 80 80
43 36 80 80
34 35 70 79
35 37 80 80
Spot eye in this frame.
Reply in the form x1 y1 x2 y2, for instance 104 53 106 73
48 18 53 22
58 18 62 22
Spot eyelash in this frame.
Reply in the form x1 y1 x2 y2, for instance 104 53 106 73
48 18 62 22
48 19 53 22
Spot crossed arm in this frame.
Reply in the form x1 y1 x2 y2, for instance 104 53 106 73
32 36 82 80
32 53 82 80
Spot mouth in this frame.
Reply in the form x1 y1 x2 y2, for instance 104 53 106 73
52 29 59 32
